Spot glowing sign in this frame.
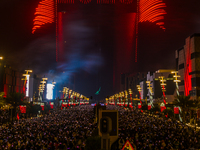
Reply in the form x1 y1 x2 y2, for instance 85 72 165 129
46 84 54 100
26 76 30 97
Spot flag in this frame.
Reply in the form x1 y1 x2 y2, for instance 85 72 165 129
17 113 20 120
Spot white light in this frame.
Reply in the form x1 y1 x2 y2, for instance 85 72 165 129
26 76 30 97
46 84 54 100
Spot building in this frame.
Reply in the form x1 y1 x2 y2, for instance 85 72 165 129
0 63 25 97
175 33 200 100
120 72 147 98
146 69 176 103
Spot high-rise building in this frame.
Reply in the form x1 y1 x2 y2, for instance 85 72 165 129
175 33 200 100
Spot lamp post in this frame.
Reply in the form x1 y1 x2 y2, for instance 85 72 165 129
171 71 182 122
39 77 48 101
22 70 32 98
137 85 142 105
146 81 154 108
128 89 133 108
159 76 166 105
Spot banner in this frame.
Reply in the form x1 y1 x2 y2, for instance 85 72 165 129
19 105 26 113
148 103 151 110
138 103 141 109
41 103 44 111
174 107 179 114
160 106 166 112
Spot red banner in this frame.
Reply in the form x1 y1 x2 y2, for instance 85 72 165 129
19 105 26 113
160 106 166 112
138 103 141 109
174 107 179 114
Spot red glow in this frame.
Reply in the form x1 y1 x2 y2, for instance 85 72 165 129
119 0 133 4
174 107 179 114
80 0 91 4
160 106 166 112
97 0 115 4
184 38 192 96
58 12 64 62
139 0 166 30
162 85 166 105
58 0 74 3
32 0 55 34
138 103 141 109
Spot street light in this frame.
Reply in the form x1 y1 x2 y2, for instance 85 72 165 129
171 71 182 122
0 57 3 60
23 70 32 97
137 85 142 105
159 76 166 105
146 81 154 108
38 77 48 101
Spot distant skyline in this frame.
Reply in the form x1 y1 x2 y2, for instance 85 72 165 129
0 0 200 99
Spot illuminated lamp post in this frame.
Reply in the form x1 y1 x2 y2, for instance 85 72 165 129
159 76 166 105
69 90 72 103
22 70 32 98
146 81 154 108
119 92 122 106
137 85 142 105
125 90 128 107
128 89 133 107
171 71 182 122
39 77 48 101
77 93 80 106
121 91 125 106
112 95 115 105
159 76 166 113
80 94 83 105
105 98 108 105
38 86 44 101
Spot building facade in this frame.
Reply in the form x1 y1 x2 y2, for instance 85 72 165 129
145 70 176 103
0 64 25 97
175 33 200 99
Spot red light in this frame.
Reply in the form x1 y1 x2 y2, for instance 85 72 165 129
58 0 74 3
119 0 133 4
139 0 166 30
184 39 192 96
32 0 55 34
80 0 91 4
97 0 115 4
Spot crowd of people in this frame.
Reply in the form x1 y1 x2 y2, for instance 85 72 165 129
0 105 96 149
112 106 200 150
0 104 199 150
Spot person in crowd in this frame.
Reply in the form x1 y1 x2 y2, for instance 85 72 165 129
0 105 96 150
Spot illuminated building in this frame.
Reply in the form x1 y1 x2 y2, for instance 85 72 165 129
0 64 25 97
146 70 176 103
175 33 200 99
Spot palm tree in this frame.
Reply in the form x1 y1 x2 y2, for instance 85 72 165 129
5 92 26 121
173 95 192 123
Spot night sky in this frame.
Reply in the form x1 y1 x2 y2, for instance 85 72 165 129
0 0 200 100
